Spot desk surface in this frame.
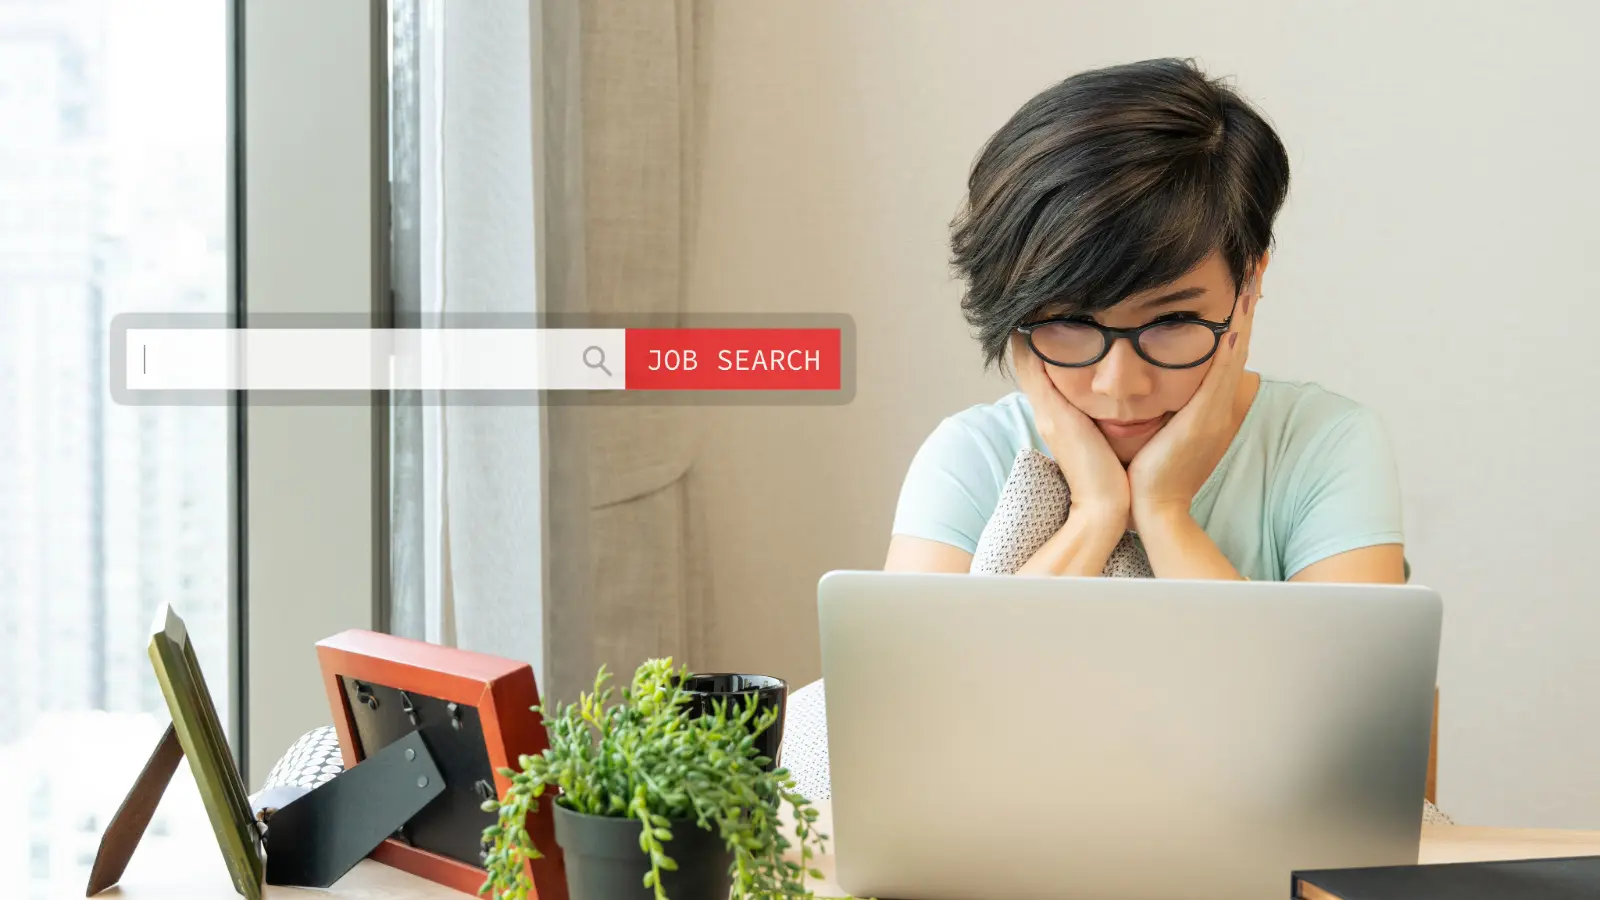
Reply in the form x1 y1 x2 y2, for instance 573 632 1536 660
66 800 1600 899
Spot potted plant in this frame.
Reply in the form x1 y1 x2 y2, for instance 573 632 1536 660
478 658 829 900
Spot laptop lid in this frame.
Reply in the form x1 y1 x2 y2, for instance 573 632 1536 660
817 572 1441 900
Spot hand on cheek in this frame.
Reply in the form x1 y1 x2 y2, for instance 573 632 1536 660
1127 281 1257 527
1012 336 1131 522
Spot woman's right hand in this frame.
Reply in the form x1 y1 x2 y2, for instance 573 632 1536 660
1013 335 1130 526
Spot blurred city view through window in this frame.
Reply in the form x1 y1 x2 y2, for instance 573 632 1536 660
0 0 229 894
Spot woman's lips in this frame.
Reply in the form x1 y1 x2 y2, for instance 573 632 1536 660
1094 415 1166 439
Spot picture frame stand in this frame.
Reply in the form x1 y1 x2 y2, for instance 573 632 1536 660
87 605 449 898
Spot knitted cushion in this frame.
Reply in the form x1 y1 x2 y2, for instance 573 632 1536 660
260 724 344 791
971 449 1152 577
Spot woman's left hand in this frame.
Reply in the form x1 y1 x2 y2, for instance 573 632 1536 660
1128 282 1258 527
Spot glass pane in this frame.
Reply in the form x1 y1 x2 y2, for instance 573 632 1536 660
387 0 446 644
1139 321 1217 367
1029 321 1109 365
0 0 230 895
388 0 424 639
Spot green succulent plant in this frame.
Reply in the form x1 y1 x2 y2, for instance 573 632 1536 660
479 658 829 900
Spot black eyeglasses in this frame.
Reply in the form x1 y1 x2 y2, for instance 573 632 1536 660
1016 297 1238 369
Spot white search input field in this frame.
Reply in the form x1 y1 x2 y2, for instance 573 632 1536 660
122 328 627 391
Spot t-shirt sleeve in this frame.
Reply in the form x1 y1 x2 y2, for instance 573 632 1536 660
890 417 1009 555
1282 407 1406 579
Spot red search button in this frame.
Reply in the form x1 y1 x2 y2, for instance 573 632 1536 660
624 329 841 391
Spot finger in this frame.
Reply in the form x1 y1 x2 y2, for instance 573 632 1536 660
1013 335 1093 423
1191 291 1254 406
1226 276 1264 360
1230 275 1259 360
1013 334 1064 401
1011 331 1033 370
1011 333 1045 392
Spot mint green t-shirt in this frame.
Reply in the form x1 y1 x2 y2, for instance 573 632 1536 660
890 376 1404 581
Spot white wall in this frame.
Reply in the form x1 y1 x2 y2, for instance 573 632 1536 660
689 0 1600 828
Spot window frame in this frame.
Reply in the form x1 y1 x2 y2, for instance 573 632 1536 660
233 0 389 786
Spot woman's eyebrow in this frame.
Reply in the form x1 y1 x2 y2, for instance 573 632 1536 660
1132 285 1209 310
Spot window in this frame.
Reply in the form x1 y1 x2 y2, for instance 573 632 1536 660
0 0 230 894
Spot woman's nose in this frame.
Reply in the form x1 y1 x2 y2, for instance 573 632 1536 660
1090 337 1154 401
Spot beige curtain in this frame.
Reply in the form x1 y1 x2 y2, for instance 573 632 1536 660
539 0 713 701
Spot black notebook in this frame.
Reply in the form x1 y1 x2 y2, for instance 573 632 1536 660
1293 855 1600 899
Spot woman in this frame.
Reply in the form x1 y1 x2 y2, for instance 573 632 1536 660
885 58 1405 583
782 59 1428 813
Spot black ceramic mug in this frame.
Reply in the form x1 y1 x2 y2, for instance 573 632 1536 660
679 673 787 771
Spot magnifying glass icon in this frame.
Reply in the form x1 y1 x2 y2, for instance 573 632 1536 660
583 345 613 377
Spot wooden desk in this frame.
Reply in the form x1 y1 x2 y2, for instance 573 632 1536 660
58 799 1600 899
800 802 1600 898
60 840 464 900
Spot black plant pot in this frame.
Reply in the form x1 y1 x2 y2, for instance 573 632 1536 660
553 803 733 900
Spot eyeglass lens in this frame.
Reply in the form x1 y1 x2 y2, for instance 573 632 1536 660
1028 320 1219 367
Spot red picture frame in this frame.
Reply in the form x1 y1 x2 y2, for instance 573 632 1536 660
315 630 567 900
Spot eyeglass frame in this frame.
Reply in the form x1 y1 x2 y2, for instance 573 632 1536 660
1014 293 1241 370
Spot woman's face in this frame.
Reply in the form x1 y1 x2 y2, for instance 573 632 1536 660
1037 251 1249 463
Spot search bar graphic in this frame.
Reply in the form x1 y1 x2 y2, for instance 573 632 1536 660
123 328 623 392
117 327 842 393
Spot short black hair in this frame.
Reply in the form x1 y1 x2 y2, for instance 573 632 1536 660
950 58 1291 369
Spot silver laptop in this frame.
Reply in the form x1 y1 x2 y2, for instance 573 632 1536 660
817 572 1442 900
